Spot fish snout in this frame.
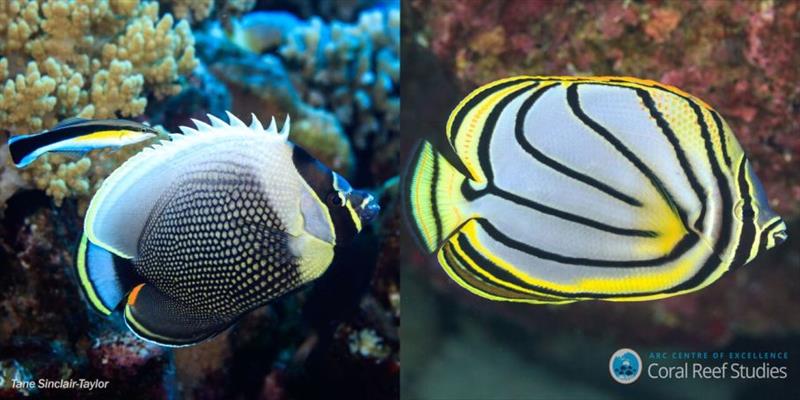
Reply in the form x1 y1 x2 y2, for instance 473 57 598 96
773 229 788 247
351 191 380 222
765 220 788 250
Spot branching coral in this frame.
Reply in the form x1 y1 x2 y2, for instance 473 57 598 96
195 32 355 174
161 0 256 24
279 7 400 151
165 0 214 22
0 0 197 207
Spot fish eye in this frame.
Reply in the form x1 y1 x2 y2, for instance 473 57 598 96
326 192 346 207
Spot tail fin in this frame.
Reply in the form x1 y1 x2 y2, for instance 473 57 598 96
75 233 139 315
403 140 470 253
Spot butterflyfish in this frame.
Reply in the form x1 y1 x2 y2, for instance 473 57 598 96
8 118 158 168
75 112 379 346
405 76 787 304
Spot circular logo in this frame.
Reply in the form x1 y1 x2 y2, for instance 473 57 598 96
609 348 642 384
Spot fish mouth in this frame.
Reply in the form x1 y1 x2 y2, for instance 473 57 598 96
772 230 788 246
351 191 380 222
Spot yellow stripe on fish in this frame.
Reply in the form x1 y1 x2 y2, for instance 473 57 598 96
405 76 787 304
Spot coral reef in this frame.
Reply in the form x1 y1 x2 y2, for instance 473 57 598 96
0 192 174 398
279 6 400 152
412 0 800 216
1 0 198 206
259 0 391 22
194 2 401 182
194 33 355 173
162 0 257 24
87 332 166 380
193 3 400 181
1 1 398 399
0 0 197 131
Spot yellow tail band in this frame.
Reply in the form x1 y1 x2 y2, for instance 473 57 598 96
405 141 469 253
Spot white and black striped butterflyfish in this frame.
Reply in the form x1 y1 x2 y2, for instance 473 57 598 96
8 118 159 167
74 112 379 346
405 76 787 304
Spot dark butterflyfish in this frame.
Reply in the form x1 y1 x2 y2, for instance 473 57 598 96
65 112 379 346
405 76 787 304
7 118 158 167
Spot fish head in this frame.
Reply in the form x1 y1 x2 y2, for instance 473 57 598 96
326 172 380 244
737 158 788 258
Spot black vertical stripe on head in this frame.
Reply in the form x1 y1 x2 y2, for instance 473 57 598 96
729 158 756 270
449 78 537 148
688 100 734 256
291 144 333 200
475 218 694 267
636 88 707 233
757 219 784 254
431 151 442 246
292 144 358 243
654 100 737 291
488 186 657 237
516 84 643 207
475 82 539 182
709 110 733 168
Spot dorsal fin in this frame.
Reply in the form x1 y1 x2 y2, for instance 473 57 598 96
249 113 264 131
279 115 290 140
53 117 90 129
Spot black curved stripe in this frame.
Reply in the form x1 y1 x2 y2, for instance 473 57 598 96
515 84 643 207
464 81 658 238
636 88 707 233
431 151 443 246
475 218 696 267
566 84 693 233
461 179 487 201
475 82 539 181
456 232 574 297
445 239 561 300
458 226 704 299
489 186 656 237
709 110 733 168
449 78 537 147
729 157 756 270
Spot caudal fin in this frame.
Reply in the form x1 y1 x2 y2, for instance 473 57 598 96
403 140 469 253
75 233 139 315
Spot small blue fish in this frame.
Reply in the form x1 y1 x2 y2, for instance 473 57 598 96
8 118 158 167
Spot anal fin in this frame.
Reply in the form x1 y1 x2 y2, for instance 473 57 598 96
124 284 234 347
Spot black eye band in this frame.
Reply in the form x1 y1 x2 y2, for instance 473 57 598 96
327 192 345 206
